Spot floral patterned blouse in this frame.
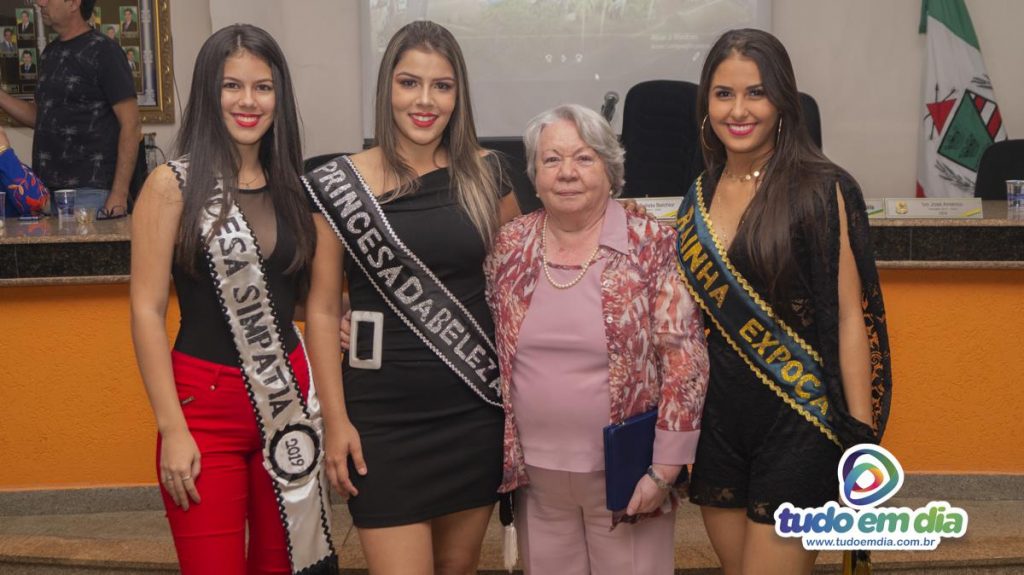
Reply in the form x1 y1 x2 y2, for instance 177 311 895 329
485 200 710 492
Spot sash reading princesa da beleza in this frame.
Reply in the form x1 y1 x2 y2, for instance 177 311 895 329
197 176 338 574
302 156 502 408
675 176 839 446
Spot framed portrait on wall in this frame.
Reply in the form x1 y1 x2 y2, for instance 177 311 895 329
0 0 174 125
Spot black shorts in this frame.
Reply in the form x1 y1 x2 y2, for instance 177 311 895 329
688 354 842 523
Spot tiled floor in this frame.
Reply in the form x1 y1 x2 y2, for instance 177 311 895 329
1 497 1022 573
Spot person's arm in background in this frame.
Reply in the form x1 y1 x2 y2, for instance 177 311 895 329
107 97 141 213
0 126 49 215
0 90 36 128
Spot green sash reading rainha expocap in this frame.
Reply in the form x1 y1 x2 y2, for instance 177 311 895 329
676 175 839 446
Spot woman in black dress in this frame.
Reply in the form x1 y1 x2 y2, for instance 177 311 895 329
303 21 520 575
676 29 892 574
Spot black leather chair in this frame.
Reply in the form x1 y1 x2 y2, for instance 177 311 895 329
303 153 348 174
619 80 703 199
974 139 1024 200
619 80 823 198
800 92 822 150
481 138 541 214
302 148 542 215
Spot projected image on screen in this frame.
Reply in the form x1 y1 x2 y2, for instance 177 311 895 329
362 0 771 137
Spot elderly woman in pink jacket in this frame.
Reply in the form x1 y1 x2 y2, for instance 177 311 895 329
485 104 710 575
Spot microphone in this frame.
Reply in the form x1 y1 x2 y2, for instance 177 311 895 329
600 91 619 123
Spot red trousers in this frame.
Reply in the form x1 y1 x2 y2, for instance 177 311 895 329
158 347 312 575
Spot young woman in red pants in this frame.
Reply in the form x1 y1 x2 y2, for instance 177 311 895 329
130 25 345 574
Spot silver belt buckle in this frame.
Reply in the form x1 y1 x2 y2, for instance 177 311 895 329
349 310 383 370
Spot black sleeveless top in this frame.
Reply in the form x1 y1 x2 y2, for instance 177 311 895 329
169 165 303 366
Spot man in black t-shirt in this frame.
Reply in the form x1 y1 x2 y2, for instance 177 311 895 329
0 0 139 215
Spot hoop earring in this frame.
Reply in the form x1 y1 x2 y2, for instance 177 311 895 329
700 114 712 150
776 116 783 144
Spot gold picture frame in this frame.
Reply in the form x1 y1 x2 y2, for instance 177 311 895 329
0 0 174 125
140 0 175 123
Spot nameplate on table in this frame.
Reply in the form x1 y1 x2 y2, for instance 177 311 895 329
864 200 885 219
620 197 682 222
883 198 983 219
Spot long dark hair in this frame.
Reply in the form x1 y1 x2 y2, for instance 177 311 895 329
173 24 313 277
373 21 501 245
697 28 850 303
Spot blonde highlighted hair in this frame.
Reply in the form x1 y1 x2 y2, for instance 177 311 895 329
373 21 502 245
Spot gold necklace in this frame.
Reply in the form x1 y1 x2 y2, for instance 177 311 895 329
711 189 750 250
722 166 762 183
239 171 263 188
541 215 601 290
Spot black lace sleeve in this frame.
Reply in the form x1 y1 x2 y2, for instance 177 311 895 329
808 176 893 448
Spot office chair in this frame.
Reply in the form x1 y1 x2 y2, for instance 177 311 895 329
303 153 349 174
619 80 702 198
800 92 822 150
479 139 540 214
619 80 824 198
974 139 1024 200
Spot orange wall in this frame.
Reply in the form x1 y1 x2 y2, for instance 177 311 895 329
1 269 1022 490
0 284 167 488
876 268 1024 473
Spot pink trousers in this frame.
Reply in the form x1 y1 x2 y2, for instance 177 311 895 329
517 465 676 575
157 347 311 575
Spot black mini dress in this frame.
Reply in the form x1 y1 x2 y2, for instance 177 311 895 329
341 165 506 528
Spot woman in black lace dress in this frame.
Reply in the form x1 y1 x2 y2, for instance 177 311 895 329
675 29 893 574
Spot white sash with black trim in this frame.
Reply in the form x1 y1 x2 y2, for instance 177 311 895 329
302 156 502 408
199 181 337 574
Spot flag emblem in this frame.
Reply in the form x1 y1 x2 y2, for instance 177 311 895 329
916 0 1008 198
936 89 1002 172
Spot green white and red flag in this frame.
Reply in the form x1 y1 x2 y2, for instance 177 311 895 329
917 0 1007 198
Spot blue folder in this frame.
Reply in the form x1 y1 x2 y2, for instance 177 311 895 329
603 409 657 512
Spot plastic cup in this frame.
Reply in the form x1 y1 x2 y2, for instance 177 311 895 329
75 206 92 224
54 189 76 219
1007 180 1024 219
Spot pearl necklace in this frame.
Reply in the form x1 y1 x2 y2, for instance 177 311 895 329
541 215 601 290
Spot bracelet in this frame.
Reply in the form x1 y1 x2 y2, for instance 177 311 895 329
0 145 9 155
646 465 671 491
